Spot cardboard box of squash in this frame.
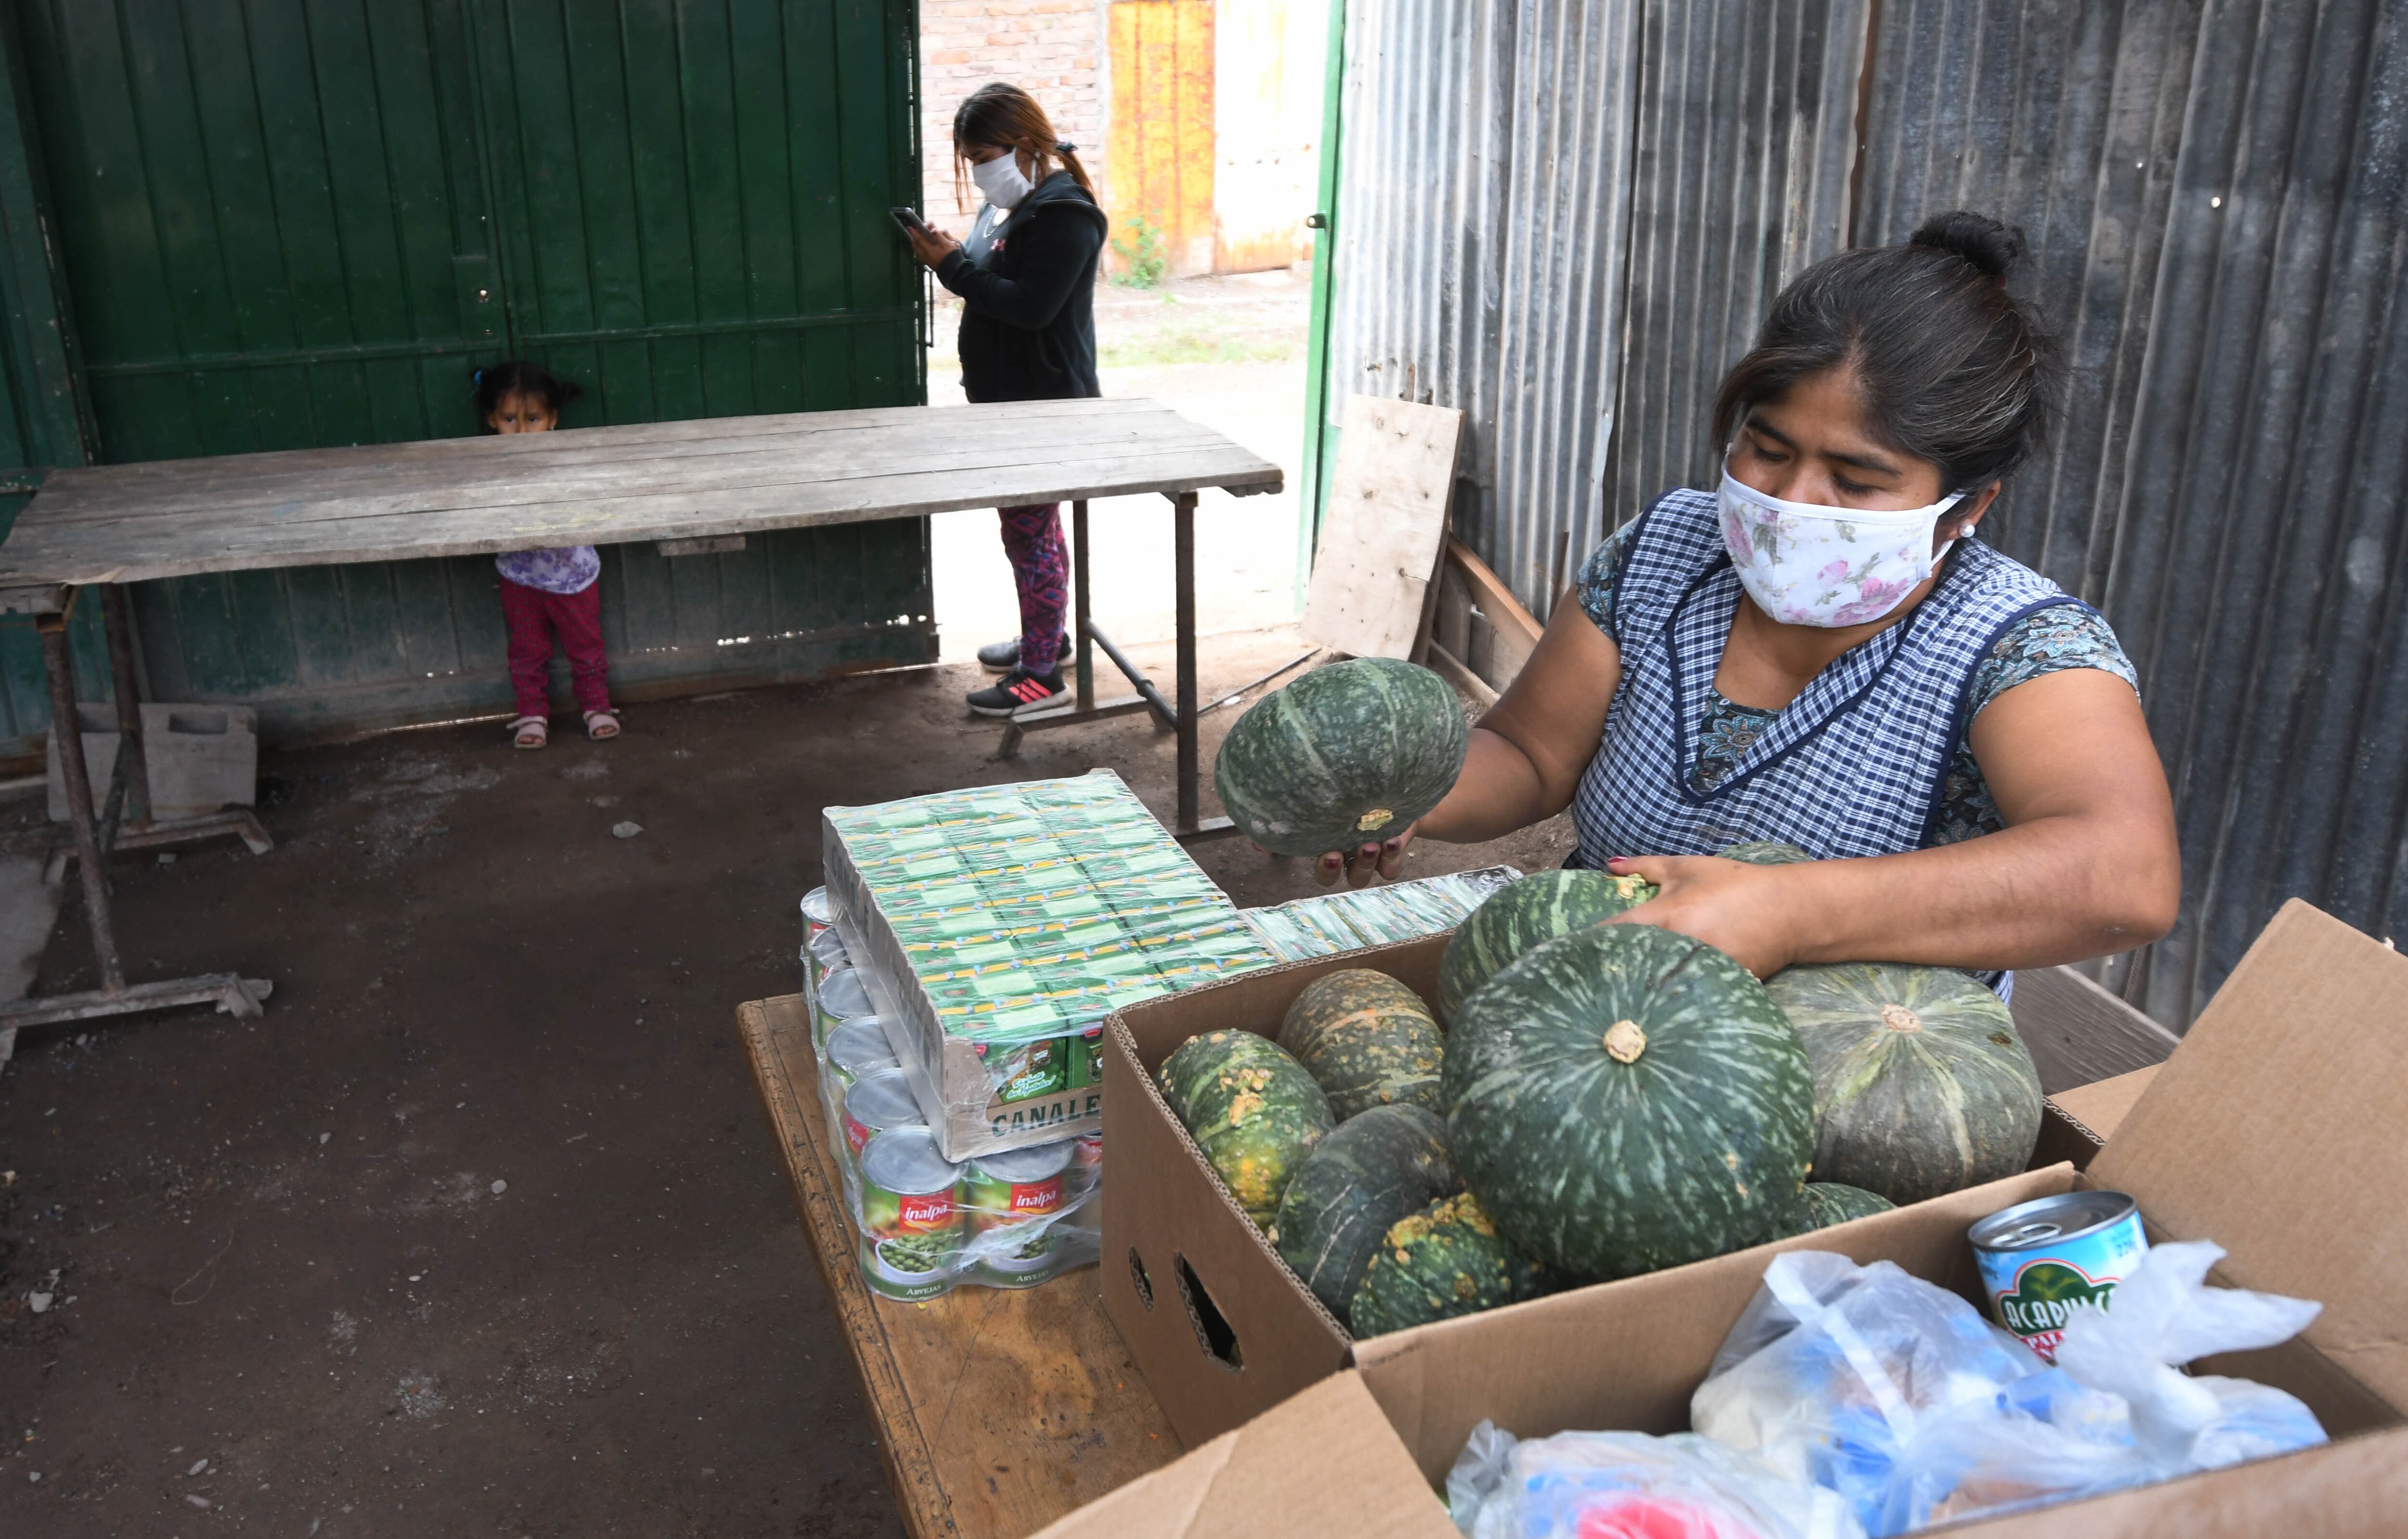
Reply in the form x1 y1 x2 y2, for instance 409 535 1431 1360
1045 897 2408 1536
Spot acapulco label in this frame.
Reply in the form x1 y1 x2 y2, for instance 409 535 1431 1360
1993 1257 2115 1360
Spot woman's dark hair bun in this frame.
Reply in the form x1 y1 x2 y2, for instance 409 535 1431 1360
1909 210 2024 281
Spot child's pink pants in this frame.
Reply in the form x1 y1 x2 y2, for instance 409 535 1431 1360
501 579 612 720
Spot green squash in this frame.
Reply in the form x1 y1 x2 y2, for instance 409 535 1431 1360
1765 962 2042 1207
1802 1182 1897 1230
1348 1192 1548 1338
1277 969 1445 1119
1269 1104 1461 1328
1436 868 1657 1026
1213 657 1469 856
1443 924 1815 1280
1716 840 1812 865
1157 1030 1336 1226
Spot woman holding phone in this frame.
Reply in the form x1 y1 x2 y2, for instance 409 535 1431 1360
901 81 1108 717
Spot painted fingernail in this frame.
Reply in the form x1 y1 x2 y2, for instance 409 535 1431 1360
1321 854 1341 870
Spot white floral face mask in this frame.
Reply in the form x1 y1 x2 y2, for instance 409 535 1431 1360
1716 468 1966 628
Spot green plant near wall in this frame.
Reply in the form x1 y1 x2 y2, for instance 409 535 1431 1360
1112 213 1169 288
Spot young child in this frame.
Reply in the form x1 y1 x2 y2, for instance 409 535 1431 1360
475 360 619 749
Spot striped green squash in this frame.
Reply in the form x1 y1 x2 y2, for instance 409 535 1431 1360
1269 1104 1461 1328
1348 1191 1548 1338
1717 840 1812 865
1765 962 2041 1206
1158 1030 1336 1227
1213 658 1469 856
1436 869 1657 1026
1802 1182 1896 1229
1278 969 1444 1119
1443 924 1816 1280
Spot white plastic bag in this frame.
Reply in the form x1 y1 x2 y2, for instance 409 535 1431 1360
1692 1245 2328 1535
1690 1250 2041 1525
1446 1419 1866 1539
1882 1241 2326 1529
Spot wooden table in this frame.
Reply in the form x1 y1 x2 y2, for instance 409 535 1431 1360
0 400 1280 1037
739 995 1178 1539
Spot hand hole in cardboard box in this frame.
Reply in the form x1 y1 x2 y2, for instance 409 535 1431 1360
1174 1252 1243 1372
1127 1247 1155 1311
166 710 230 736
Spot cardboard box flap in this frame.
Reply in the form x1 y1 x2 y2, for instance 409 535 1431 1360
1026 1370 1455 1539
2090 899 2408 1407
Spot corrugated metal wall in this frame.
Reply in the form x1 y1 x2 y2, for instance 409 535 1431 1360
1601 0 1865 578
2100 0 2408 1023
1322 0 2408 1024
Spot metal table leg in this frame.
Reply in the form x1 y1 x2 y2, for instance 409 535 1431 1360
993 490 1298 842
1072 499 1094 712
0 584 271 1044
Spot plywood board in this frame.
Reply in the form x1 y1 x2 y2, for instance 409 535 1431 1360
0 398 1281 588
1301 396 1463 659
738 996 1180 1539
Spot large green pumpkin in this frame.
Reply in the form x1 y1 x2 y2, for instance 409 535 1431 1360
1802 1182 1896 1229
1348 1192 1548 1338
1436 869 1657 1026
1443 924 1815 1280
1278 969 1444 1119
1764 962 2042 1207
1157 1030 1336 1226
1269 1104 1460 1328
1716 840 1812 865
1213 658 1469 856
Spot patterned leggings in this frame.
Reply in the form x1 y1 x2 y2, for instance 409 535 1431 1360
997 503 1069 676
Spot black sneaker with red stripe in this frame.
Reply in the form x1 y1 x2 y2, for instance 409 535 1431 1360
967 666 1069 718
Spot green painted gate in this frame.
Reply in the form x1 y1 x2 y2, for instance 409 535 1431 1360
0 0 929 749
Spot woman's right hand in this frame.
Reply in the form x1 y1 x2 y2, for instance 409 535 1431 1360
904 222 961 270
1312 826 1416 888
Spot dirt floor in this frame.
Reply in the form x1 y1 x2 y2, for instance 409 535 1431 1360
0 626 1570 1537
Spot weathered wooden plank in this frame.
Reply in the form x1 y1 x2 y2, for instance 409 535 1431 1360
2010 963 2181 1097
738 995 1180 1539
0 402 1283 586
1301 395 1461 660
27 421 1254 528
30 397 1175 500
0 459 1283 587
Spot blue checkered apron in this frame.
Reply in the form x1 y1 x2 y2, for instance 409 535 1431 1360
1571 488 2083 873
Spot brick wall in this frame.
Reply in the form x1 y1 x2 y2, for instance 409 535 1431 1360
918 0 1107 238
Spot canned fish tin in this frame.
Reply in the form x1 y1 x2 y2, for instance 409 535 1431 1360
966 1141 1075 1286
800 887 835 945
824 1016 902 1088
814 966 873 1048
840 1072 925 1158
858 1128 966 1302
807 925 851 988
1970 1189 2149 1362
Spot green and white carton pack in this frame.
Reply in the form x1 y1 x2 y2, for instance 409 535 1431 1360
824 770 1279 1162
1240 866 1522 961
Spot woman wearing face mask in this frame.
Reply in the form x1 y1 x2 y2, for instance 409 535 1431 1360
1324 211 2181 984
902 81 1108 718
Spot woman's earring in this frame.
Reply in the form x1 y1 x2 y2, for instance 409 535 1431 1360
1958 523 1977 538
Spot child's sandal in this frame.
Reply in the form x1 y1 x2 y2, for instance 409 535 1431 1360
584 710 621 741
510 715 548 750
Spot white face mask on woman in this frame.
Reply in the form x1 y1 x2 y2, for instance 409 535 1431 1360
971 151 1035 211
1716 467 1967 628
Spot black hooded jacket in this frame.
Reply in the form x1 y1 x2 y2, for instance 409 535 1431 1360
936 171 1108 403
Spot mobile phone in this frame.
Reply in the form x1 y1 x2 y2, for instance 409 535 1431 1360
889 206 928 236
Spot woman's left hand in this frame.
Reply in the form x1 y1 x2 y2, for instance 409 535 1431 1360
905 223 961 270
1601 854 1806 979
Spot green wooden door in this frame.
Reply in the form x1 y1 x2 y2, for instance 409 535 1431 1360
6 0 929 743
